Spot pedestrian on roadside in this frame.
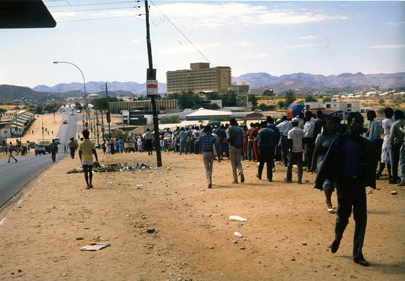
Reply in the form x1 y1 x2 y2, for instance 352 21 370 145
144 128 154 155
7 142 18 163
315 112 377 267
179 127 188 155
277 116 292 166
68 137 76 159
285 117 304 184
226 118 245 184
376 108 395 180
389 110 405 184
51 139 57 162
78 130 99 189
194 125 222 188
256 121 277 182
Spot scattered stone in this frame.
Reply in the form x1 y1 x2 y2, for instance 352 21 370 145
147 228 155 233
302 242 307 246
350 275 357 279
80 243 110 251
332 273 336 276
76 237 84 240
240 247 245 250
291 258 295 261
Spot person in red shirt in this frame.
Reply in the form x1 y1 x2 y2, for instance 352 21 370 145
249 123 260 162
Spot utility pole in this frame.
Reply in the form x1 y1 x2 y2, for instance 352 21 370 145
145 0 162 167
106 83 111 136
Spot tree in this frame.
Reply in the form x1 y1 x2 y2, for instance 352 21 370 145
221 91 237 107
284 90 296 108
318 94 324 99
75 101 83 111
322 96 332 102
262 89 275 96
209 103 220 110
35 105 43 114
379 98 385 105
305 95 317 102
160 115 180 124
277 101 285 109
248 94 258 106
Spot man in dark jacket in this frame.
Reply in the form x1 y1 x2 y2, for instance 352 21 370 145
315 112 378 266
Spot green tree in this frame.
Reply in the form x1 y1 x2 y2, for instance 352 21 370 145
262 89 275 96
277 101 285 109
305 95 317 102
75 101 83 111
159 115 180 124
35 105 43 114
209 103 220 110
221 91 237 107
209 115 231 122
322 96 332 102
0 108 7 114
284 90 296 108
379 98 385 105
248 94 258 106
318 94 324 99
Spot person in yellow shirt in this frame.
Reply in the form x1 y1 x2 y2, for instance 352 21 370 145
78 130 98 189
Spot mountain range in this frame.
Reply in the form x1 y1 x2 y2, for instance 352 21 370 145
32 72 404 95
1 72 404 104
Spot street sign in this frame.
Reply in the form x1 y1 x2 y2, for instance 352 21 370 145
147 80 158 96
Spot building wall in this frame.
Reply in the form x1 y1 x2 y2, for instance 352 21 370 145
108 100 177 114
166 63 231 93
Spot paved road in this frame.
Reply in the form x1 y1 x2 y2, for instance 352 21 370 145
0 112 77 208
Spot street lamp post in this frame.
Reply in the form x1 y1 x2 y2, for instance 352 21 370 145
53 61 88 131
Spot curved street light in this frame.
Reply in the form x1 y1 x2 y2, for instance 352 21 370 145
53 61 88 132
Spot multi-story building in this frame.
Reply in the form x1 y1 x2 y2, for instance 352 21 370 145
166 62 232 93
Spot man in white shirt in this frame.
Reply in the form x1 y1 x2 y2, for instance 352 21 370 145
276 116 293 166
285 117 304 183
303 112 316 171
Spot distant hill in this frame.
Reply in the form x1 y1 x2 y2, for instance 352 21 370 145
232 72 405 89
33 81 168 96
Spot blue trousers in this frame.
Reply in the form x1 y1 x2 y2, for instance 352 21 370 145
280 136 289 166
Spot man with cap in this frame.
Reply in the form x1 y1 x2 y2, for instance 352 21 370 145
285 117 304 183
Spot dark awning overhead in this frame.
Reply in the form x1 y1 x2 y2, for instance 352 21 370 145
0 0 56 28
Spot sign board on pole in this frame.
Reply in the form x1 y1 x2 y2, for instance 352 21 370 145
147 80 158 96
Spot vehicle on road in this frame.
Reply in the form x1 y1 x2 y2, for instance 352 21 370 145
28 142 37 148
63 120 68 124
38 139 52 153
70 112 74 115
54 137 60 145
35 145 46 156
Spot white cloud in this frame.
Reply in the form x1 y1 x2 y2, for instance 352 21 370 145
367 45 405 49
152 3 347 28
285 44 316 50
299 35 319 40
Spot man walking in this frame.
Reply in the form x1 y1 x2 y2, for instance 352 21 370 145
390 110 405 184
315 112 378 266
285 117 304 183
51 139 57 162
194 126 222 188
227 118 245 184
277 116 292 166
68 137 76 159
7 142 18 163
144 128 154 156
303 112 315 171
179 127 188 155
257 122 277 182
78 130 99 189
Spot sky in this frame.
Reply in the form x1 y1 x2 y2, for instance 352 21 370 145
1 0 404 89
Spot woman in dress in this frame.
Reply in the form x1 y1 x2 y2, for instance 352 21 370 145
376 107 395 180
310 117 339 212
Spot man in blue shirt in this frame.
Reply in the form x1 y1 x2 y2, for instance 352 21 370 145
315 112 377 267
194 126 222 188
257 122 277 181
226 118 245 184
179 127 188 155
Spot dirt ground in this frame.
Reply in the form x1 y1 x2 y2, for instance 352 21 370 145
0 116 404 280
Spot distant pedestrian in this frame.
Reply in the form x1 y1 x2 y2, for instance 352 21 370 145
256 122 277 182
7 142 18 163
144 129 154 155
78 130 98 189
68 137 77 159
194 125 222 188
51 139 57 162
285 117 304 184
227 118 245 184
390 110 405 184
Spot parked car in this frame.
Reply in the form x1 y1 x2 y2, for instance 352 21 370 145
70 112 74 115
63 120 68 124
28 142 37 148
54 137 60 145
35 145 46 156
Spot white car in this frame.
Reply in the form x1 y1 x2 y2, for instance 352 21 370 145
54 137 60 144
35 145 46 155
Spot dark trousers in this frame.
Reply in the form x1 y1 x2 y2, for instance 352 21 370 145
180 139 187 155
286 151 303 182
258 146 275 180
70 148 75 159
247 141 253 161
392 143 402 181
146 139 153 155
304 138 315 170
335 176 367 259
280 135 289 166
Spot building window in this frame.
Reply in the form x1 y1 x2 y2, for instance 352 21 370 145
347 104 352 108
326 104 331 108
334 104 337 107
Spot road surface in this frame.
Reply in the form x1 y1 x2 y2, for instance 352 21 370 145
0 112 77 208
